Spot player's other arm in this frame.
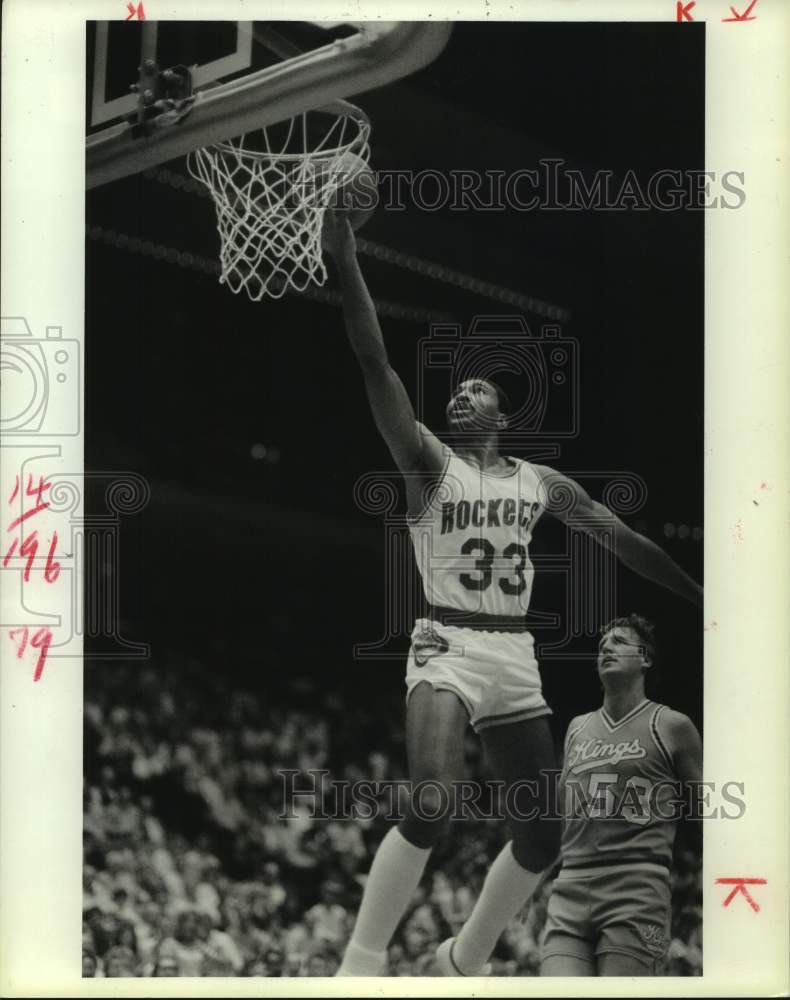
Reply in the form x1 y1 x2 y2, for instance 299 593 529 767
535 465 703 606
662 709 703 849
663 710 702 785
324 214 445 490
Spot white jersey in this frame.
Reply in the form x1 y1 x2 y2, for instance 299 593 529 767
408 449 547 619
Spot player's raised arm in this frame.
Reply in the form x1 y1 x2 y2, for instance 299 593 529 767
323 213 445 486
535 465 703 607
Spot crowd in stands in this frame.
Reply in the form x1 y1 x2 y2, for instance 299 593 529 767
83 654 703 977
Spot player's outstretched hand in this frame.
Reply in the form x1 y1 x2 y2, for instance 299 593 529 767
322 210 356 261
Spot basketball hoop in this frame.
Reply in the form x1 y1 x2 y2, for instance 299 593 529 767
186 101 371 301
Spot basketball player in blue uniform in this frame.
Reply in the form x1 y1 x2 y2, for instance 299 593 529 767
542 614 702 975
322 215 702 977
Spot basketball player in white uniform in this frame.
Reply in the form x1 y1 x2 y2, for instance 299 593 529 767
323 214 702 977
542 615 702 975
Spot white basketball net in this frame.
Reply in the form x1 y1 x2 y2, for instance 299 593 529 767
187 108 371 301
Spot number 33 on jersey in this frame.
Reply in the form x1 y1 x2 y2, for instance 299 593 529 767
408 450 546 618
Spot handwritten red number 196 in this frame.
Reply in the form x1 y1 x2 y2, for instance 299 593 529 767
5 474 60 680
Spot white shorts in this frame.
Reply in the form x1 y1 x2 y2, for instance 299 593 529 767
405 618 551 733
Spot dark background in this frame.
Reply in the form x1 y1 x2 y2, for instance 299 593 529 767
85 22 704 740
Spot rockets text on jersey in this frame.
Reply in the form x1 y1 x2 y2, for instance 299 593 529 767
407 449 547 619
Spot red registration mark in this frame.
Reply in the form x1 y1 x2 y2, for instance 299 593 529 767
716 877 767 912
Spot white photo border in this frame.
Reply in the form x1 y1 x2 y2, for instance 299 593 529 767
1 0 788 996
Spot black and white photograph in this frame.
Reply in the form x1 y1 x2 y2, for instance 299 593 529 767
1 2 787 995
83 18 706 979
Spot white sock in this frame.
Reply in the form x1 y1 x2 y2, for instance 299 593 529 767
337 826 432 975
336 940 390 978
452 841 542 975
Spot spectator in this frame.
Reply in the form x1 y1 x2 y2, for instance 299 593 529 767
83 657 702 977
196 909 244 975
82 949 98 978
261 946 286 976
152 955 180 977
242 957 269 977
304 881 350 946
156 910 206 975
103 945 138 977
304 943 341 977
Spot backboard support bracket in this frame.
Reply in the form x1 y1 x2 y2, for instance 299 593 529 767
86 21 452 190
